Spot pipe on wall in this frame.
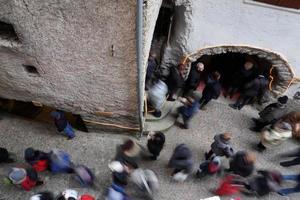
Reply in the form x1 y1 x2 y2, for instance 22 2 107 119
136 0 144 137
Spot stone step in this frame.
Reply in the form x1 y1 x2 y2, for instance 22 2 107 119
145 100 176 121
144 101 182 132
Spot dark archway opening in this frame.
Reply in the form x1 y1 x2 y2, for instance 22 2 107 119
0 98 88 132
150 0 175 64
194 52 276 93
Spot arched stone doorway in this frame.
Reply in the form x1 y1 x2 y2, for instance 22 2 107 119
182 45 295 96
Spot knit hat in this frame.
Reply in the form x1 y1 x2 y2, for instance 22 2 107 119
30 192 54 200
8 167 26 184
277 96 288 104
61 189 78 200
80 194 95 200
108 161 124 173
25 147 35 162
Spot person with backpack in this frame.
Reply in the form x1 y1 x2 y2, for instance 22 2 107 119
250 96 289 132
24 147 49 172
7 167 44 191
48 149 74 173
105 161 131 200
196 156 222 178
205 133 234 160
0 147 14 163
73 165 95 187
168 144 194 182
229 75 269 110
50 110 75 139
199 71 222 110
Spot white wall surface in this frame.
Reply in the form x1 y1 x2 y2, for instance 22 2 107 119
186 0 300 77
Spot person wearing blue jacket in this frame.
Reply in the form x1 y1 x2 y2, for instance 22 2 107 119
177 94 199 129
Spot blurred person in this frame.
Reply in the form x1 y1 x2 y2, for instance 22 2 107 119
196 156 222 178
114 139 140 169
278 173 300 196
183 62 205 96
73 165 95 187
24 147 49 172
147 131 165 160
227 151 256 177
177 94 199 129
199 71 221 110
205 133 234 160
168 144 194 182
165 64 185 101
50 110 75 139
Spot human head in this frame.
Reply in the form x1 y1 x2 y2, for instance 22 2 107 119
245 152 256 164
277 95 288 105
212 71 221 80
196 62 205 72
149 51 157 59
121 139 140 157
244 61 254 70
222 133 232 141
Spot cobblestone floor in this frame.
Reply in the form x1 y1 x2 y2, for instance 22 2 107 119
0 99 299 200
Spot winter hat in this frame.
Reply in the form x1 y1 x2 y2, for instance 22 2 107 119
277 96 288 105
61 189 78 200
8 167 27 184
122 139 140 157
30 192 54 200
108 161 124 173
80 194 95 200
25 147 36 161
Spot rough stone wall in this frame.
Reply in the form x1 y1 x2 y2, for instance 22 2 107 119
162 0 300 93
0 0 139 128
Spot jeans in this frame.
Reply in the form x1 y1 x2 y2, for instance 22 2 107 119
63 123 75 138
278 175 300 195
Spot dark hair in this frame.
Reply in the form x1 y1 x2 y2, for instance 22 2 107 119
121 140 134 152
212 71 221 80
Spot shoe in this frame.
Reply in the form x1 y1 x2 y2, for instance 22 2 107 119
277 191 287 196
200 107 207 111
167 96 176 101
251 118 259 123
229 104 238 109
67 135 75 140
249 127 260 132
280 162 292 167
153 110 162 118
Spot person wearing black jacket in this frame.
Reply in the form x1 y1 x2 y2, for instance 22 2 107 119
199 71 221 110
165 64 185 101
228 151 256 177
229 75 269 110
183 62 204 96
147 131 165 160
226 61 256 98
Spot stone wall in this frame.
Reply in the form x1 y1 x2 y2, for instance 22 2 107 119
0 0 139 129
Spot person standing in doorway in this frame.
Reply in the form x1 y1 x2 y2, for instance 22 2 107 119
199 71 221 110
50 110 75 139
229 75 269 110
183 62 205 96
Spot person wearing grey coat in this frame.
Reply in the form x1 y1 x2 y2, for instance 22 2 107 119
168 144 194 175
205 133 234 160
250 96 289 132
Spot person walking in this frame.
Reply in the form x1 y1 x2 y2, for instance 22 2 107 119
183 62 205 96
250 96 289 132
50 110 75 139
147 131 165 160
168 144 194 182
199 71 221 110
205 133 234 160
228 151 256 177
177 95 199 129
229 75 268 110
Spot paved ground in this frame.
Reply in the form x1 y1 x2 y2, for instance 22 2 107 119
0 99 299 200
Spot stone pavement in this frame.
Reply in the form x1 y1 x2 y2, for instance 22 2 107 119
0 99 299 200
